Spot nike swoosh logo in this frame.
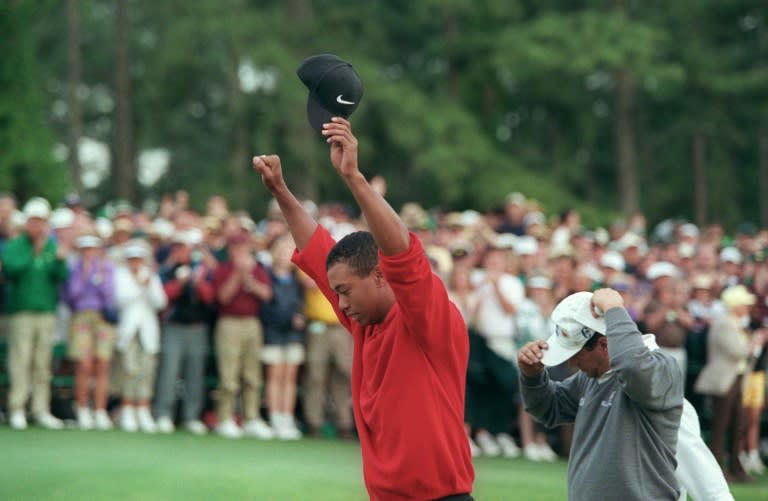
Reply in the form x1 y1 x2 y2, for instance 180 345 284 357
336 95 355 105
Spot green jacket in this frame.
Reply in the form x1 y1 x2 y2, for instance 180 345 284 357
2 235 69 313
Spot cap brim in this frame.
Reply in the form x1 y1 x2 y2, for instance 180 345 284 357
540 333 580 367
307 95 336 133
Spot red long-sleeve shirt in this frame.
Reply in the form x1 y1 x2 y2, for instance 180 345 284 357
293 226 474 501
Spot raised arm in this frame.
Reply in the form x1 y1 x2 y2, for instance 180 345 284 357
252 154 317 251
322 118 409 256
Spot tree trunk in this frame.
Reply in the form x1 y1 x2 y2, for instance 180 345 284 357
760 121 768 228
692 130 707 226
66 0 83 195
113 0 135 203
614 68 639 215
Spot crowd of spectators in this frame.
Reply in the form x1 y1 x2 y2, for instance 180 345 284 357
0 186 766 481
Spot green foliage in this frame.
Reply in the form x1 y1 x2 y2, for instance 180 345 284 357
1 0 766 228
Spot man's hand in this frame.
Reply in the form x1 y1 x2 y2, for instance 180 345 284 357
253 154 286 194
322 117 359 178
591 288 624 317
518 340 549 377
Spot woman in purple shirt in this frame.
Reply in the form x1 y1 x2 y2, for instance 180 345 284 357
63 234 116 430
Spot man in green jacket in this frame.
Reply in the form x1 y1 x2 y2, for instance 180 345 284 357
3 197 70 430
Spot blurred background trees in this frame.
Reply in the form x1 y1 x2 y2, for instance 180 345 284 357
1 0 766 229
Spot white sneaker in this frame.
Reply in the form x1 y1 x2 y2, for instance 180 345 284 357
184 420 208 435
9 411 27 430
524 444 542 461
216 419 243 439
537 442 558 462
120 406 138 432
76 406 94 430
475 430 501 457
93 409 113 430
739 451 752 473
273 414 301 440
496 433 521 458
468 437 482 458
243 418 274 439
35 412 64 430
156 416 175 434
749 449 766 475
136 407 156 433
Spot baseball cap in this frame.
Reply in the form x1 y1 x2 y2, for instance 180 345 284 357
720 246 742 264
50 207 75 230
646 261 679 281
721 285 756 309
123 241 149 260
297 54 363 132
599 251 625 272
515 236 539 256
541 291 607 366
76 235 102 249
22 197 51 220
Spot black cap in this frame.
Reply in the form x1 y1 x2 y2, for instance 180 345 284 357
297 54 363 132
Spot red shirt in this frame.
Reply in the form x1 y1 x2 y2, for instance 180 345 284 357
212 262 271 316
293 226 474 501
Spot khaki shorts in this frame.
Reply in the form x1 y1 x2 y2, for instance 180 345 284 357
743 371 765 408
68 310 115 361
262 342 305 365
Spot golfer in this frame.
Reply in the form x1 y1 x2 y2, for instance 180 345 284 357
253 117 474 501
518 288 683 501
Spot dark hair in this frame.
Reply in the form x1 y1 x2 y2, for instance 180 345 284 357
326 231 379 276
582 332 605 352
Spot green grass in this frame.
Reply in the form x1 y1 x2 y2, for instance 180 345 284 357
0 428 765 500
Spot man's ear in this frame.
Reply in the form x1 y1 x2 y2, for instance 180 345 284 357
598 336 609 351
373 267 385 287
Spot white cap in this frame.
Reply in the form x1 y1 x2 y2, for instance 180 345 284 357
94 217 113 239
541 292 606 366
721 285 756 309
646 261 679 281
515 236 539 256
171 228 203 247
494 233 517 250
50 208 75 230
527 275 552 289
76 235 102 249
523 211 546 227
461 210 481 227
678 243 696 259
599 251 625 272
720 246 742 264
22 197 51 220
123 241 150 260
616 232 645 252
679 223 699 239
152 218 175 239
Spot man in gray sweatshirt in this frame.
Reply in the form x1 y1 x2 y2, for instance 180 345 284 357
518 289 684 501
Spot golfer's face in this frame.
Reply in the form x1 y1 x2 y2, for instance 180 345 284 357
569 340 608 378
328 262 379 326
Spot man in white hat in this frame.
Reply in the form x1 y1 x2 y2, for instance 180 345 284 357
2 197 70 430
518 289 684 500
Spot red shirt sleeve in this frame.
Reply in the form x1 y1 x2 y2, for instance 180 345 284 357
378 232 460 350
291 226 352 332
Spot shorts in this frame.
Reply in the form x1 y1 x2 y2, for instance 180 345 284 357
742 371 765 408
68 310 115 361
262 342 305 365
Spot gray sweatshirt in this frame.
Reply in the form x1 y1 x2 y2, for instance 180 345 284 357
520 307 684 501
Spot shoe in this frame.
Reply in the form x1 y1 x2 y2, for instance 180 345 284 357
76 406 94 430
136 407 156 433
749 449 766 475
273 414 301 440
475 430 501 457
35 412 64 430
93 409 113 430
184 420 208 435
338 428 356 441
216 419 243 439
120 406 138 432
524 444 542 462
243 418 274 439
9 411 27 430
156 416 175 434
496 433 521 458
468 437 482 458
537 442 558 462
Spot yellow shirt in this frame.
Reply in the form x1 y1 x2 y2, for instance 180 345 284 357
302 274 340 324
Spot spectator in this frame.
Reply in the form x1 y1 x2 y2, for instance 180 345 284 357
496 192 527 236
154 232 216 435
260 235 305 440
63 234 116 430
694 285 760 482
212 230 273 439
643 278 695 378
3 197 69 430
115 241 168 433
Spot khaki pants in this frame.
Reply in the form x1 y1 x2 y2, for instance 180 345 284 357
7 313 57 415
121 337 157 401
303 322 353 431
215 316 263 422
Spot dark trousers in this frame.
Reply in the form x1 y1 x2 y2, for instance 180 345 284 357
710 375 746 475
432 495 474 501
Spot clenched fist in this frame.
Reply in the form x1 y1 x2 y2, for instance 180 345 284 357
517 340 549 377
252 154 286 194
